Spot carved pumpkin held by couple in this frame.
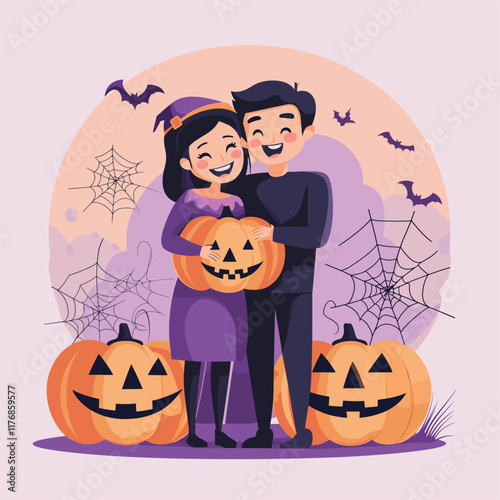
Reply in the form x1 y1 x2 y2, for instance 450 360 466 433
48 81 432 449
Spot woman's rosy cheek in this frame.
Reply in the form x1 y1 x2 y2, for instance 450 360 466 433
196 160 209 169
284 133 297 143
231 149 242 159
249 139 261 148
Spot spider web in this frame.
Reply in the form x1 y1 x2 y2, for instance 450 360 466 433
323 210 453 345
48 239 172 343
70 146 151 222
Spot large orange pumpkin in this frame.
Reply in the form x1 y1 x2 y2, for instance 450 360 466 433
47 324 188 445
274 324 431 446
172 213 285 293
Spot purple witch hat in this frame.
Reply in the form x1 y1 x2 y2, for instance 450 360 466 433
153 96 235 134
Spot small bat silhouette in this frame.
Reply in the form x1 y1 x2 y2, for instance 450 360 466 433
333 108 356 126
378 132 414 151
105 80 164 109
399 181 442 207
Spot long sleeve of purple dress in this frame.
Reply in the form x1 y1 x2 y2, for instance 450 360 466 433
161 193 202 256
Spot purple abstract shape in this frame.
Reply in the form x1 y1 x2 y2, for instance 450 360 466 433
33 423 446 459
439 233 451 255
65 208 78 222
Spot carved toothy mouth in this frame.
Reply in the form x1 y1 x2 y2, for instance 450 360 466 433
73 389 182 419
309 393 405 418
201 262 262 280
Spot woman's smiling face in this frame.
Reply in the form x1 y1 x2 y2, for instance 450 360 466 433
181 122 245 185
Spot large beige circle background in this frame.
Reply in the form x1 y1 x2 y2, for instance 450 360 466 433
50 45 448 250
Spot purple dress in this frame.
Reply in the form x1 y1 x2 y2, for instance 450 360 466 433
162 190 247 362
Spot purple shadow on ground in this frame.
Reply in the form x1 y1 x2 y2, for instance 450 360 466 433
33 424 445 460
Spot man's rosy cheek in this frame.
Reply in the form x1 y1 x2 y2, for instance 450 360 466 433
231 150 242 159
196 160 209 169
249 139 261 148
284 133 297 143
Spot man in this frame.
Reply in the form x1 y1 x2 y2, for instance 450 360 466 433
231 81 333 448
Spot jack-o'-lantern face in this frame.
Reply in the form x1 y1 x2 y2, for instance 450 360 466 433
309 345 404 420
74 343 181 420
201 217 262 284
273 324 431 446
173 212 285 293
47 324 188 445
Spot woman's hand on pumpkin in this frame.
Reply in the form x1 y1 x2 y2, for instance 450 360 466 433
200 245 220 261
253 225 274 241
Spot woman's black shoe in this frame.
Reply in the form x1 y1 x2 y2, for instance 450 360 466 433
215 430 237 448
187 434 208 447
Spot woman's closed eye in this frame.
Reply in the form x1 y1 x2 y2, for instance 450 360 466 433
225 141 237 152
197 152 212 160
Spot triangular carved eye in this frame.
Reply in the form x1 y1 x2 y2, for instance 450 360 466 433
313 353 335 373
243 239 253 250
369 354 392 373
211 240 220 250
148 358 168 376
89 354 113 375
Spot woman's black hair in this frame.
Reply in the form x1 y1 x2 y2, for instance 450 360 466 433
162 109 250 201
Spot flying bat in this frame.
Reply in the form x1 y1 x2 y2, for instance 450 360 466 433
378 132 414 151
333 108 356 126
105 80 164 109
399 181 442 207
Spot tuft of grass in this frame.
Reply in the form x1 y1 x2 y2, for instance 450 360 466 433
414 391 455 442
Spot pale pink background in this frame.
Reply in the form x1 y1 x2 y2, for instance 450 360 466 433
1 1 499 499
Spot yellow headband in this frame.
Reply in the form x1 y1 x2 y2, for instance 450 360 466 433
164 102 236 136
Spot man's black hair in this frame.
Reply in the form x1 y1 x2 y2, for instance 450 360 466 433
231 81 316 139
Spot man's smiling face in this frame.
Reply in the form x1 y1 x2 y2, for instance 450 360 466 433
241 104 314 165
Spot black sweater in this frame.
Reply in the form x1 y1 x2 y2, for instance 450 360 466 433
232 171 332 294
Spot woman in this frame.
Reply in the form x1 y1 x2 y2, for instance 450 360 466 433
155 97 249 448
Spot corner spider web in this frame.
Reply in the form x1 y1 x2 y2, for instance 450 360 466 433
69 146 153 222
47 239 173 343
324 210 454 345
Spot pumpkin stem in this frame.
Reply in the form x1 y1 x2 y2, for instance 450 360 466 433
107 323 143 346
219 206 234 219
332 323 367 346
